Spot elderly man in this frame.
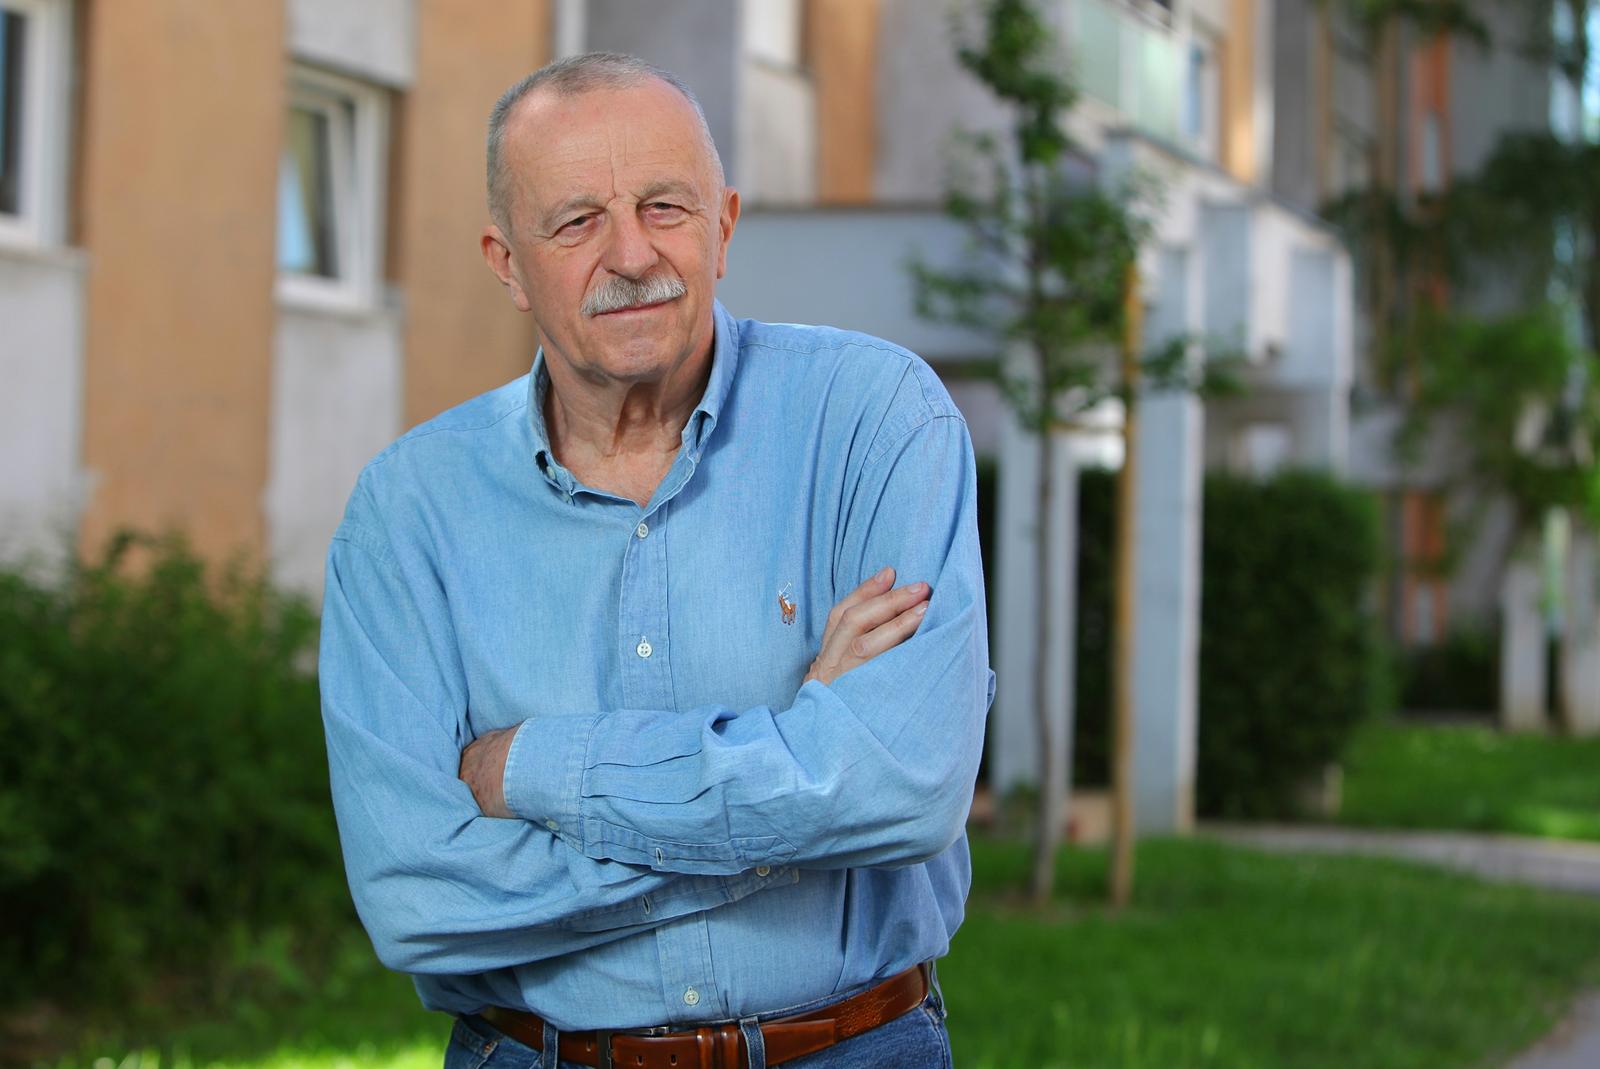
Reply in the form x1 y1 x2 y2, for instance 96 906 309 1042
319 52 993 1069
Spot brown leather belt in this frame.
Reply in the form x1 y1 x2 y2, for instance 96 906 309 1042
478 962 930 1069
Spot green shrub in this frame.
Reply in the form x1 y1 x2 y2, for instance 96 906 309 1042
1398 626 1499 713
1197 471 1388 817
1071 468 1114 789
0 533 347 1006
1070 469 1388 816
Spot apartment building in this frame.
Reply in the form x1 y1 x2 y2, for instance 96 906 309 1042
561 0 1356 831
2 0 1364 828
1 0 554 587
1272 0 1557 648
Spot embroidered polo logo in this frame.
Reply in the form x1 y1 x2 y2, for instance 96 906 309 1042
777 582 797 625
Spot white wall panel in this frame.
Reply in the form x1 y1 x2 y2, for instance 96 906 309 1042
288 0 416 86
0 247 86 566
266 303 403 597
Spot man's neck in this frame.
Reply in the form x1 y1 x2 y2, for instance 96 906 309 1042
542 341 714 505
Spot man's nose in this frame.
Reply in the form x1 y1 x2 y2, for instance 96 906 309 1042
599 208 659 280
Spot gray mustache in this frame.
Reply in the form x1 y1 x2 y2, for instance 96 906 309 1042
582 274 687 316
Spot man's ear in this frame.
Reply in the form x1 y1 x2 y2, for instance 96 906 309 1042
714 187 741 280
481 225 532 312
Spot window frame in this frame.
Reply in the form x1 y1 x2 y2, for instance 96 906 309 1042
275 63 389 312
0 0 71 250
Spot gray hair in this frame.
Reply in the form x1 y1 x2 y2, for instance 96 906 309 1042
486 51 724 234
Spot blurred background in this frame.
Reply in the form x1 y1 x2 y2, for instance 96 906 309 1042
2 0 1600 1067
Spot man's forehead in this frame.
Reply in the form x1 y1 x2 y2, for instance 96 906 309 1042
504 81 715 201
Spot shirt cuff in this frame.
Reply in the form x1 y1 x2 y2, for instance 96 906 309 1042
502 715 595 845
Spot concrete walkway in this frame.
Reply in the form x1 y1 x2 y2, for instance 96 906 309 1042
1505 991 1600 1069
1202 823 1600 897
1201 823 1600 1068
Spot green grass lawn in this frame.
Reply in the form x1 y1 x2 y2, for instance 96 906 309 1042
1338 720 1600 841
36 838 1600 1069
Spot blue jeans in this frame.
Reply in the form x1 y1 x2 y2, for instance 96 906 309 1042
444 974 953 1069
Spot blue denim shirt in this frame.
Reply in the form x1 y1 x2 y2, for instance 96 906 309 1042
319 301 996 1030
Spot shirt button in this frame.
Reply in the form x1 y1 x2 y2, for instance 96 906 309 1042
636 522 649 539
756 866 770 877
636 639 653 659
683 987 700 1007
545 820 559 833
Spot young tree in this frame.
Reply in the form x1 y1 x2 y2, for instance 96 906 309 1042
913 0 1216 904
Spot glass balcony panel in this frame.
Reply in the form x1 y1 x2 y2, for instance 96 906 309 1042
1073 0 1124 110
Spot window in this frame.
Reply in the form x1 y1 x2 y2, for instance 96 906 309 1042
1 11 23 215
1418 111 1442 192
0 0 69 247
276 65 388 309
1182 34 1220 162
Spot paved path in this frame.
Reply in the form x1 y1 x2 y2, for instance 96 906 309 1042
1201 823 1600 1068
1202 823 1600 897
1505 991 1600 1069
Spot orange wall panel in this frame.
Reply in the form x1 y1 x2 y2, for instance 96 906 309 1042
76 0 286 561
1408 37 1452 192
807 0 879 204
1221 0 1256 185
395 0 550 428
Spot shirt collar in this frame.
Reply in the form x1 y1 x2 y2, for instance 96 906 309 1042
526 300 741 490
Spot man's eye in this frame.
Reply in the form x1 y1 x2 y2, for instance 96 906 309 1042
646 202 686 216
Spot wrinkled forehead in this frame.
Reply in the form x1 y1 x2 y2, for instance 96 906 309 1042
502 81 721 215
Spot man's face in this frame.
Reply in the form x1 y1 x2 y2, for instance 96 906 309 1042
482 80 739 387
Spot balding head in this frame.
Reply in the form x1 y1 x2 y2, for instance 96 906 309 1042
486 52 724 235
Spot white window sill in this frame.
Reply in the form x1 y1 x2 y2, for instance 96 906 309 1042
275 273 400 324
0 228 84 271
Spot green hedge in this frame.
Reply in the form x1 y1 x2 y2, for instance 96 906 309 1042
1196 471 1388 816
1071 469 1114 789
1071 469 1388 817
0 534 347 1005
1398 626 1499 713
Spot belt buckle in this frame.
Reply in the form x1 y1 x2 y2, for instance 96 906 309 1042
593 1028 613 1069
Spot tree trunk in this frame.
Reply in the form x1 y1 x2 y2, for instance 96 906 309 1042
1582 212 1600 357
1029 416 1065 904
1109 264 1142 909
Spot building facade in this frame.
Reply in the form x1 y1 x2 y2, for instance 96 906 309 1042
4 0 1371 826
1 0 552 584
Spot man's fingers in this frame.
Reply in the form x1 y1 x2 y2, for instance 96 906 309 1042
842 581 929 638
850 599 931 662
806 573 930 687
828 566 894 624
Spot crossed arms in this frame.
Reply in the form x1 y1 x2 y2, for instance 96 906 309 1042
319 413 993 975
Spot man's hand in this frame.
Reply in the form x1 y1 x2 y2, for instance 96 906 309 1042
804 567 930 686
459 724 519 818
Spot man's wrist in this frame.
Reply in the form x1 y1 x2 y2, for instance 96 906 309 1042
502 715 592 844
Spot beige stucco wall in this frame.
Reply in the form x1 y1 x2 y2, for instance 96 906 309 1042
1222 0 1257 184
76 0 286 562
394 0 550 428
809 0 878 204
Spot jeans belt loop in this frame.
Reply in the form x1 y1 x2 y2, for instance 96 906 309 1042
593 1028 613 1069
